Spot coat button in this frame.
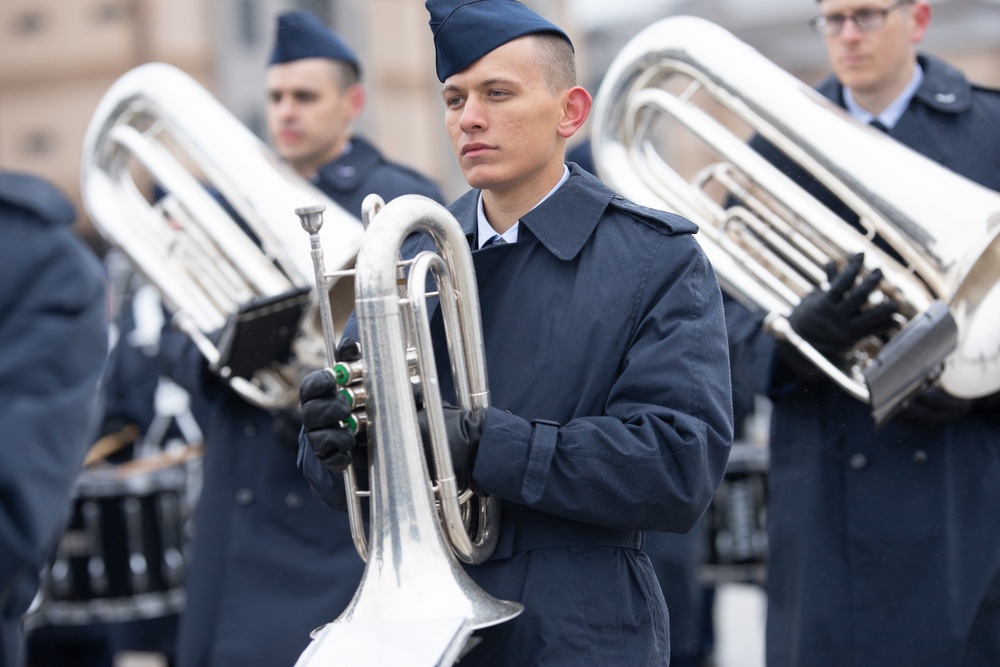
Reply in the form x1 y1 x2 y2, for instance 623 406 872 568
849 453 867 470
912 449 929 464
285 492 304 509
244 424 258 437
235 489 255 506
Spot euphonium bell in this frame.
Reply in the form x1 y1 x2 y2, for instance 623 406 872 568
294 195 522 666
591 16 1000 425
81 62 365 409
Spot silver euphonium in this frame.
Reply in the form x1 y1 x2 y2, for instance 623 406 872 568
294 195 521 666
592 16 1000 425
81 62 365 409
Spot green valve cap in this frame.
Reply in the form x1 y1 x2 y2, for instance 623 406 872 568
333 363 351 386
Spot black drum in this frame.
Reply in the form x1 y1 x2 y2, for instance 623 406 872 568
28 461 195 628
700 441 769 585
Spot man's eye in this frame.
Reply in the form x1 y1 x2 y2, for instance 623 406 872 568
854 9 877 21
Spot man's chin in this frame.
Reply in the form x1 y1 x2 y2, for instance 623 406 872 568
462 165 501 191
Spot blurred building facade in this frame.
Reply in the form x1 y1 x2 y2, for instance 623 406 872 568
0 0 573 245
0 0 997 246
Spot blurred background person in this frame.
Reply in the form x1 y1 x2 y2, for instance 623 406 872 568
725 1 1000 665
153 10 447 667
0 171 107 667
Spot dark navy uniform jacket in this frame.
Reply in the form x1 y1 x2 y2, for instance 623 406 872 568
730 54 1000 667
314 135 445 218
159 140 444 667
301 164 734 665
0 173 107 667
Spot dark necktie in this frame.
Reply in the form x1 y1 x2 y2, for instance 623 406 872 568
482 234 506 248
869 119 890 134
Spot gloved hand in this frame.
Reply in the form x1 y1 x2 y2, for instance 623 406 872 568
416 403 486 493
788 253 899 358
299 337 364 474
897 386 974 427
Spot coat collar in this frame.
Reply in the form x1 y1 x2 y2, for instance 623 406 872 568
314 135 382 193
450 163 696 260
450 163 615 261
818 52 973 115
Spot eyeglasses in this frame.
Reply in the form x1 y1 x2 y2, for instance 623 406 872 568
809 0 913 37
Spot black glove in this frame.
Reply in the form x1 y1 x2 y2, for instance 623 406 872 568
416 403 486 492
336 337 362 363
897 386 974 427
788 253 899 358
299 338 365 473
300 369 357 473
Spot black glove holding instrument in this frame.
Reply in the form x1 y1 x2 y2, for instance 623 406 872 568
787 252 899 359
300 337 364 474
300 337 486 489
417 403 486 493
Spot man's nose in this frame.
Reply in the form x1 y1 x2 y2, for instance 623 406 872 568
274 96 297 118
838 16 864 41
459 97 486 132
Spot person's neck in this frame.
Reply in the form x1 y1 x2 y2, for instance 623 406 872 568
293 139 350 180
848 60 917 116
481 161 565 234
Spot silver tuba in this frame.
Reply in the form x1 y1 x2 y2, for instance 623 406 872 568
293 195 521 666
81 62 365 409
591 16 1000 425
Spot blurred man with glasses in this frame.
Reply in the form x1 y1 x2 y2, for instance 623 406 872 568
726 0 1000 665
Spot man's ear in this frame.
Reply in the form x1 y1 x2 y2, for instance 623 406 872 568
557 86 592 139
910 1 931 43
346 83 366 122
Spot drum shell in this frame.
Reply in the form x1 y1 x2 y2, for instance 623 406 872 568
701 441 769 585
30 463 194 628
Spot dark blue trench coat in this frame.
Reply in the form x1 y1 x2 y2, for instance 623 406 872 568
301 164 734 666
730 54 1000 667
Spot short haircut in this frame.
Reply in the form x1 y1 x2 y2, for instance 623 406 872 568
529 33 576 92
326 59 361 91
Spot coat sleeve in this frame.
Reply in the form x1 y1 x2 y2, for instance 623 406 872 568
474 233 734 533
0 215 108 597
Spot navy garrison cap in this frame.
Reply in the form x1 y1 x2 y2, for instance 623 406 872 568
268 10 360 75
426 0 573 82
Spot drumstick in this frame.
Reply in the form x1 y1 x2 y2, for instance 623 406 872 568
113 442 205 478
83 423 142 466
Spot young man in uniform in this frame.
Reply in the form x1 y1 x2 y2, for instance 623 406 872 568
298 1 734 664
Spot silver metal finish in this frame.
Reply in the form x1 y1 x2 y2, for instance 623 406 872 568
591 16 1000 421
295 195 522 666
81 62 365 408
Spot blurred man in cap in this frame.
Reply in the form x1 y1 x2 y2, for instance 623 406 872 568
724 0 1000 665
298 1 734 664
265 9 444 210
157 10 445 667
